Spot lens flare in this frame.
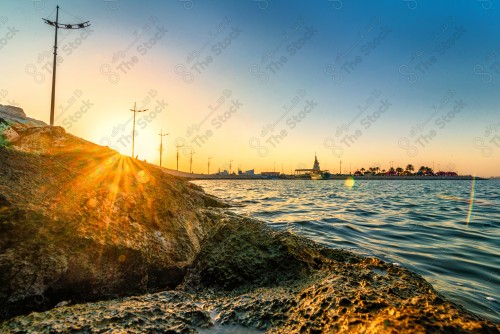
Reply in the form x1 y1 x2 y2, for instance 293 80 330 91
466 176 476 226
137 170 149 183
344 176 355 188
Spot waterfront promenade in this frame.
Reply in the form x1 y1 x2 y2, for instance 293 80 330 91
158 167 483 181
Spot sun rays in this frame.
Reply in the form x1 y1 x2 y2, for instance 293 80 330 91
44 144 157 246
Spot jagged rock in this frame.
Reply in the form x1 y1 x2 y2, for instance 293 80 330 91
0 105 47 130
0 291 214 334
1 215 498 333
0 105 27 119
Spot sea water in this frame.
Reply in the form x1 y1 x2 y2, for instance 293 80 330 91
193 179 500 323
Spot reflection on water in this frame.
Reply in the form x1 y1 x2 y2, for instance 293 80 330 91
193 179 500 323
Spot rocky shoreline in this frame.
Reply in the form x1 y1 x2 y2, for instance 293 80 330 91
1 105 499 333
2 213 498 333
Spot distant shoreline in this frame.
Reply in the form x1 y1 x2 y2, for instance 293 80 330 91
159 168 487 181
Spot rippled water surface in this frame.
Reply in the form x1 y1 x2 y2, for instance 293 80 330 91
193 179 500 323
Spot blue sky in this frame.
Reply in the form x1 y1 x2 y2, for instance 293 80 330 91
0 0 499 176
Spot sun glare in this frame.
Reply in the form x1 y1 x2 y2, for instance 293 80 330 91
344 176 355 188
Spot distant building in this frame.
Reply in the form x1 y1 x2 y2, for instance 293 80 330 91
295 154 325 175
238 169 255 175
261 171 280 178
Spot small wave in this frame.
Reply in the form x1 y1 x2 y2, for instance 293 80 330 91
240 199 260 204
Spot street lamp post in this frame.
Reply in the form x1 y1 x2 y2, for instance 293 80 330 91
158 129 169 167
175 144 183 171
43 6 90 126
189 149 195 173
130 102 148 158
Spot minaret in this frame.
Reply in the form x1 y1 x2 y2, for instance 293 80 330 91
313 153 320 171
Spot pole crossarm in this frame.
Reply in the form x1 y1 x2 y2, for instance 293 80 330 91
130 103 148 158
43 19 90 29
158 130 169 167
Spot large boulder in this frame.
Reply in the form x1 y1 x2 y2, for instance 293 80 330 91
0 124 225 319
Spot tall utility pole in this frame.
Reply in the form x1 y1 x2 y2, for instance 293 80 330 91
175 144 183 171
340 160 342 175
130 102 148 158
158 129 169 167
43 6 90 126
208 156 212 174
189 149 195 173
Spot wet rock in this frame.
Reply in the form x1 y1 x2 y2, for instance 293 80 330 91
182 217 318 292
2 215 498 333
181 216 499 333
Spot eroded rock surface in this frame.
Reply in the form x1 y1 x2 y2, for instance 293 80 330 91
2 216 498 333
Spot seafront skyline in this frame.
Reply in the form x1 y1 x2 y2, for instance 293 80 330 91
1 0 499 177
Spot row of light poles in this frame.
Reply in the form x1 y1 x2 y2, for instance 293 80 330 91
130 110 181 171
42 7 218 175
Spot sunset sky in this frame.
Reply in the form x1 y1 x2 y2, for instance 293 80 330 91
1 0 499 177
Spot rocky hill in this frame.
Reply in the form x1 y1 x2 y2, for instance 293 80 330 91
0 105 226 319
0 105 498 333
